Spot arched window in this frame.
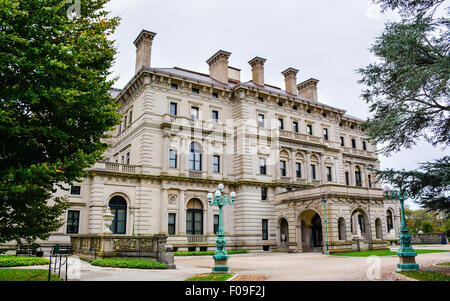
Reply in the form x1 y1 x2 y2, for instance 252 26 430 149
186 199 203 235
386 210 394 232
338 218 346 240
375 218 383 239
189 142 202 171
109 196 127 234
355 166 362 186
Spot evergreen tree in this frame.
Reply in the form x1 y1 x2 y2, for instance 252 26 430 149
0 0 121 244
359 0 449 215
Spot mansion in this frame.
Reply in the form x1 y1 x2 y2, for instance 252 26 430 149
50 29 401 253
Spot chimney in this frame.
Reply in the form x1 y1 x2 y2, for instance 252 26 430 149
281 68 299 95
248 57 266 86
134 30 157 74
297 78 319 101
206 50 232 84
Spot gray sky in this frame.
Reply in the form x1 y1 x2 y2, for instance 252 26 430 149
105 0 447 209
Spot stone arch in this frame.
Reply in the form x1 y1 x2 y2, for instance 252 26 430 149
355 165 362 186
350 208 372 244
277 216 289 248
108 195 128 235
338 217 347 241
297 209 323 251
386 208 395 235
375 218 383 240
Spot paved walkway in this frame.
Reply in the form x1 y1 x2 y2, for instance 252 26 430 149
6 245 450 281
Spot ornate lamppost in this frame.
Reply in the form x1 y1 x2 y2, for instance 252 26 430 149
321 197 329 255
383 185 419 271
207 184 236 273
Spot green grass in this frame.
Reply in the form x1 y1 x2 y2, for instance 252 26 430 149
0 269 63 281
174 250 248 256
436 262 450 266
0 256 50 267
185 273 233 281
399 270 450 281
89 258 167 269
331 249 450 257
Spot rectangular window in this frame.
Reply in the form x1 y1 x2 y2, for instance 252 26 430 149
170 102 177 115
213 155 220 173
212 92 219 99
323 128 329 140
307 124 313 135
280 160 286 177
352 138 356 149
311 164 316 180
258 97 264 103
368 175 372 187
345 172 350 185
261 187 267 201
327 166 332 182
278 118 284 130
66 210 80 234
260 158 267 175
169 150 177 168
293 121 299 133
214 215 219 234
192 88 200 94
340 136 345 146
129 110 133 125
191 107 199 119
126 152 130 165
262 219 269 240
171 83 178 90
212 110 219 122
258 114 265 128
168 213 176 235
296 163 301 178
186 210 203 235
70 186 81 195
363 141 367 151
121 155 124 164
124 115 127 128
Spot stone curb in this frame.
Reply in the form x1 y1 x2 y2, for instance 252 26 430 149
227 274 239 281
392 271 418 281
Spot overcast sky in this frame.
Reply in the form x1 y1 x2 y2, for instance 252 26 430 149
105 0 447 209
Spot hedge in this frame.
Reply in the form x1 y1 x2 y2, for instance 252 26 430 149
174 250 248 256
89 258 167 269
0 256 50 267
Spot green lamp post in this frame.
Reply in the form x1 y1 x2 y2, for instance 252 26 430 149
383 185 419 271
207 183 236 273
322 197 329 255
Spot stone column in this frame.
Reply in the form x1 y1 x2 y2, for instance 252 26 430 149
320 155 326 182
306 152 311 183
178 190 186 234
207 151 213 178
160 189 168 234
291 150 297 182
349 163 355 186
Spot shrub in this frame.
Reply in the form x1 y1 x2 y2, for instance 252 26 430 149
89 258 167 269
174 250 248 256
0 256 50 267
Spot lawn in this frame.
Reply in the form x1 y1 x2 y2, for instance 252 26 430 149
399 270 450 281
436 262 450 266
0 256 50 267
89 258 167 269
185 273 234 281
331 249 450 257
0 269 63 281
174 250 248 256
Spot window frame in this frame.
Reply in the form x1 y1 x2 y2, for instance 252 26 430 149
168 213 176 235
66 210 80 234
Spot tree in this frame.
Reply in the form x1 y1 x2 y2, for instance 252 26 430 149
0 1 121 244
359 0 449 215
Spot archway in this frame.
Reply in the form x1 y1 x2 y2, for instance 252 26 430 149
375 218 383 239
298 209 323 251
109 195 127 234
350 208 372 248
186 198 203 235
338 217 347 241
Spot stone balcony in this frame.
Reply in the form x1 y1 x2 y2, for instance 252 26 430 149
92 162 142 174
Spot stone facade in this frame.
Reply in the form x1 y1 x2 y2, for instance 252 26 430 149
47 29 401 254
